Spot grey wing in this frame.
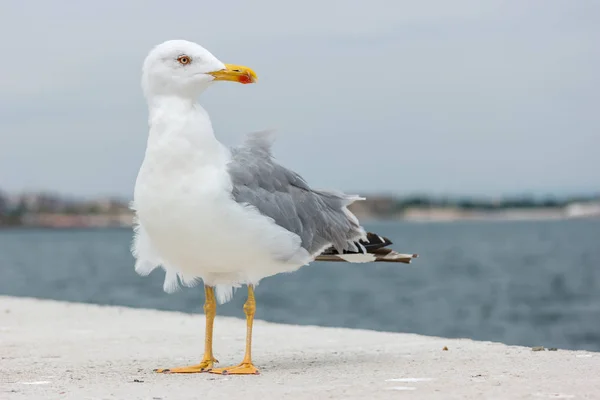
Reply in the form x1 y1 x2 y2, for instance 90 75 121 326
227 130 366 257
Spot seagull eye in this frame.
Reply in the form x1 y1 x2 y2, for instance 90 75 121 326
177 55 191 65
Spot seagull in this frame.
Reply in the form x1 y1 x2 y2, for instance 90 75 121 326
131 39 418 375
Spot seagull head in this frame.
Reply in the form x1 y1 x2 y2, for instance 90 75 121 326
142 39 257 99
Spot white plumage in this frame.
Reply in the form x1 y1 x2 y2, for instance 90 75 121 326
131 88 312 304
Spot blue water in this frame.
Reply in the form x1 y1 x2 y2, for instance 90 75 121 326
1 219 599 351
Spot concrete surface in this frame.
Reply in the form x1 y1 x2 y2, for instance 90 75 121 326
1 296 598 399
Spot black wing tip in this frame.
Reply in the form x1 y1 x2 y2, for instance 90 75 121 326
319 231 398 256
361 232 393 248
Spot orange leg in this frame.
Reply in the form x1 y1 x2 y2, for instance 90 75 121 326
155 285 218 373
210 285 259 375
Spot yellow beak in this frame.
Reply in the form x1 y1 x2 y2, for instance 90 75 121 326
209 64 257 84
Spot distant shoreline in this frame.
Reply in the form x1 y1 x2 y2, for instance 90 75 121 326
2 190 599 228
354 207 600 223
0 209 597 230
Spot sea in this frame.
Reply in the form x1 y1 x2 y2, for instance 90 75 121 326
1 219 599 351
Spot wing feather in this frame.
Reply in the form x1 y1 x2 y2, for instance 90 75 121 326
227 130 366 257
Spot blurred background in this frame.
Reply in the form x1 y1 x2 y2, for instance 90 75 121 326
1 1 599 351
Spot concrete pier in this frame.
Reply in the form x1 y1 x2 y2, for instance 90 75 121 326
2 296 598 399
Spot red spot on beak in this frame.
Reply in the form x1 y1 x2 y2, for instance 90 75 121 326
239 75 252 84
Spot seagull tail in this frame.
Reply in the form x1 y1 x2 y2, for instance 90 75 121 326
314 232 418 264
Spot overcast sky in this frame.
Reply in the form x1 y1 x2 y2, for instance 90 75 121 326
0 0 598 198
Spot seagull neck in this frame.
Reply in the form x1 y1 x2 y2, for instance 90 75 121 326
146 95 218 145
147 95 197 120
